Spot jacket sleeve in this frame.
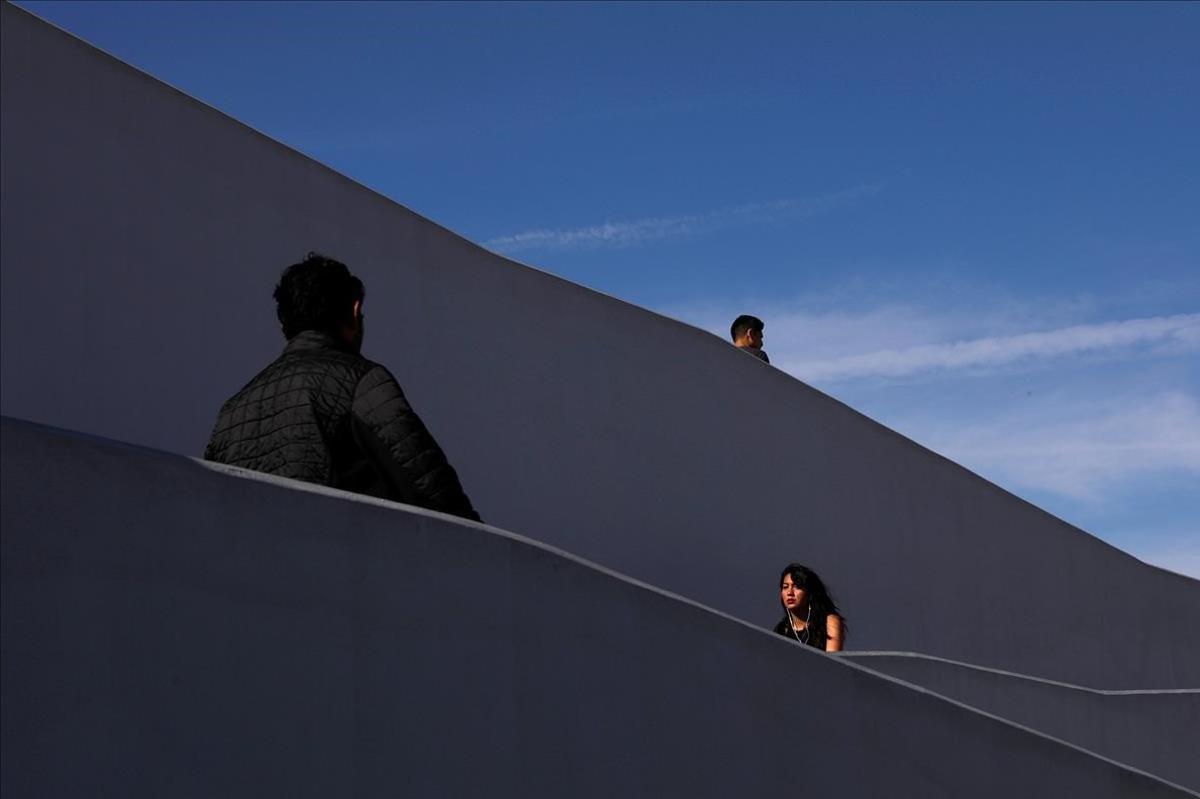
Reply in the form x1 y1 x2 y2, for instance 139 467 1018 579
350 365 481 522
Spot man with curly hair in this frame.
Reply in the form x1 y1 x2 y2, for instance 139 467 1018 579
204 252 480 522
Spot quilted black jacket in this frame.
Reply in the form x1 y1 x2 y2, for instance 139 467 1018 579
204 330 480 521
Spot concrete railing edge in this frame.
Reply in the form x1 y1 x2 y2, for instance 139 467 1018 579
841 651 1200 695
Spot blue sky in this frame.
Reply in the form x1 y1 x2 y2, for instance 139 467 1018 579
20 1 1199 576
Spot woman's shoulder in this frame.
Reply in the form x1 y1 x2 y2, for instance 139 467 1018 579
771 618 791 636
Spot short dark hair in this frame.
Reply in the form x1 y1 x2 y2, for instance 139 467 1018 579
274 252 365 339
730 314 764 342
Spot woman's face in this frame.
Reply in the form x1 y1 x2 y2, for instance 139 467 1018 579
781 574 808 612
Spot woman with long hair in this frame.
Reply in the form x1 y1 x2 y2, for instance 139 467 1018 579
772 563 846 652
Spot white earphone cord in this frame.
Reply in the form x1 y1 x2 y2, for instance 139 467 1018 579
785 602 811 646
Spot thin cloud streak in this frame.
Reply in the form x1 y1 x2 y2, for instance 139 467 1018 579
784 313 1200 383
485 184 881 254
916 392 1200 501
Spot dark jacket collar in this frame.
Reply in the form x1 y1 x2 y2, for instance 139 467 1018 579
283 329 355 355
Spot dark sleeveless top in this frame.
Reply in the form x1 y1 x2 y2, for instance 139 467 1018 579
773 616 828 650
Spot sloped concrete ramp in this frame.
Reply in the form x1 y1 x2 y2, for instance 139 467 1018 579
842 652 1200 790
2 418 1192 797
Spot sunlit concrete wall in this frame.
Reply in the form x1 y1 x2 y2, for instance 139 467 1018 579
2 418 1190 798
3 2 1199 690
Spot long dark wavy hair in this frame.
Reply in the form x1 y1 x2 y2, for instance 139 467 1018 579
772 563 846 649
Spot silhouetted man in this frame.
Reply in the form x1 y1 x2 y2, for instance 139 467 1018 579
205 253 480 521
730 314 769 363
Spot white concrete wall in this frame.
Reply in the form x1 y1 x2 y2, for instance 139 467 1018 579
2 418 1191 798
3 2 1199 690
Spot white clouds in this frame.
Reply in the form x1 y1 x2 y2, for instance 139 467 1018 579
668 297 1199 385
917 391 1200 501
663 285 1200 576
484 184 881 254
666 295 1200 512
783 313 1200 383
904 389 1200 580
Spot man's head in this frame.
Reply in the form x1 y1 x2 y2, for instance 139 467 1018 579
730 314 764 350
274 252 365 350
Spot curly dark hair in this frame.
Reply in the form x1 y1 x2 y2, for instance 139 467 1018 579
772 563 847 649
274 252 365 339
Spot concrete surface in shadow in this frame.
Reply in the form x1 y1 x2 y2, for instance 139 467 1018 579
3 2 1198 691
2 417 1195 797
843 652 1200 791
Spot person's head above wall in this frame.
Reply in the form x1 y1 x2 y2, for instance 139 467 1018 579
730 314 765 349
779 563 834 607
274 252 365 349
776 562 847 651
